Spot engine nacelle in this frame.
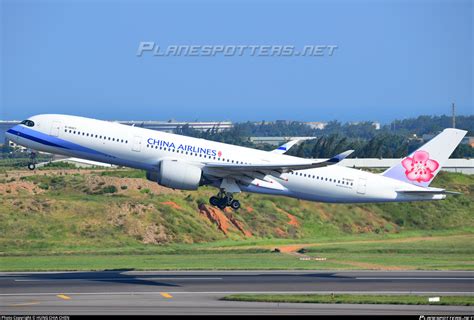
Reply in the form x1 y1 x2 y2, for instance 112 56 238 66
145 170 159 182
147 160 202 190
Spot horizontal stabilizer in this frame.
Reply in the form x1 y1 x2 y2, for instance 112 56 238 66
396 188 461 195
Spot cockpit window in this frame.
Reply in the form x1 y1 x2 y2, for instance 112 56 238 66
20 120 35 127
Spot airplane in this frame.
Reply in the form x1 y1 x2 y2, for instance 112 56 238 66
6 114 467 210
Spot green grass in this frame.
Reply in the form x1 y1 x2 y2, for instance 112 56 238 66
99 169 146 178
1 232 472 271
221 294 474 306
0 252 350 271
301 234 474 270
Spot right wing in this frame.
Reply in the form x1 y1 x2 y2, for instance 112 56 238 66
203 150 354 192
205 150 354 174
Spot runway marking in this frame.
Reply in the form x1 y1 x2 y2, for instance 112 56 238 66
160 292 173 299
12 277 470 282
56 294 71 300
356 277 474 280
9 301 40 307
14 277 223 282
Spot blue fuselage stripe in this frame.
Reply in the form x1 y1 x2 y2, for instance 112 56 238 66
8 127 115 159
8 128 68 150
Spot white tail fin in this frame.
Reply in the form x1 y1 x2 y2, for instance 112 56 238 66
382 128 467 187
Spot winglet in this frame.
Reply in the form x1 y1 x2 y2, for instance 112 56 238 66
271 139 301 154
327 150 354 163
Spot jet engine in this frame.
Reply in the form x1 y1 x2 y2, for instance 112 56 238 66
146 160 202 190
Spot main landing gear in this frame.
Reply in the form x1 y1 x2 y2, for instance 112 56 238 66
27 151 37 170
209 190 240 210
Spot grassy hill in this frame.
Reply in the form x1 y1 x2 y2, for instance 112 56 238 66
0 168 472 271
0 168 472 252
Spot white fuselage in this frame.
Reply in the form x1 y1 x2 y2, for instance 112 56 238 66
6 114 445 203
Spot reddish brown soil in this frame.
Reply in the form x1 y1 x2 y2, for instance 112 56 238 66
199 204 232 234
227 214 252 237
161 201 182 210
286 213 299 227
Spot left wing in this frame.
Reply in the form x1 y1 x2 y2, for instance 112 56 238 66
271 139 301 154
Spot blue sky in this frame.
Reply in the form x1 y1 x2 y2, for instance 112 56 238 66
1 0 472 122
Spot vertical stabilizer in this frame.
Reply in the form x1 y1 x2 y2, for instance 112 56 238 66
382 128 467 187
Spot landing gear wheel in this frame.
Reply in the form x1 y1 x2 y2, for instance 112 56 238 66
216 196 228 210
209 190 241 210
230 200 240 210
27 150 37 171
209 196 220 206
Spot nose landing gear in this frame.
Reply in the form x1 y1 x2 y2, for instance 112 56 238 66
27 150 37 170
209 191 240 210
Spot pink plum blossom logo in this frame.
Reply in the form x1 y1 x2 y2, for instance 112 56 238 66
402 150 439 183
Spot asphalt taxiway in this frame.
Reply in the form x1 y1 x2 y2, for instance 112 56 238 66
1 270 473 315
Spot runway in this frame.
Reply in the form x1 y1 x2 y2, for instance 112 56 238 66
1 270 473 315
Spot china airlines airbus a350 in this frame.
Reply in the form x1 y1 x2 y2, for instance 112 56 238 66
6 114 466 210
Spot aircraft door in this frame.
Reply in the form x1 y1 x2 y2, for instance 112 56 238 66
356 177 367 194
132 135 142 152
50 121 62 137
